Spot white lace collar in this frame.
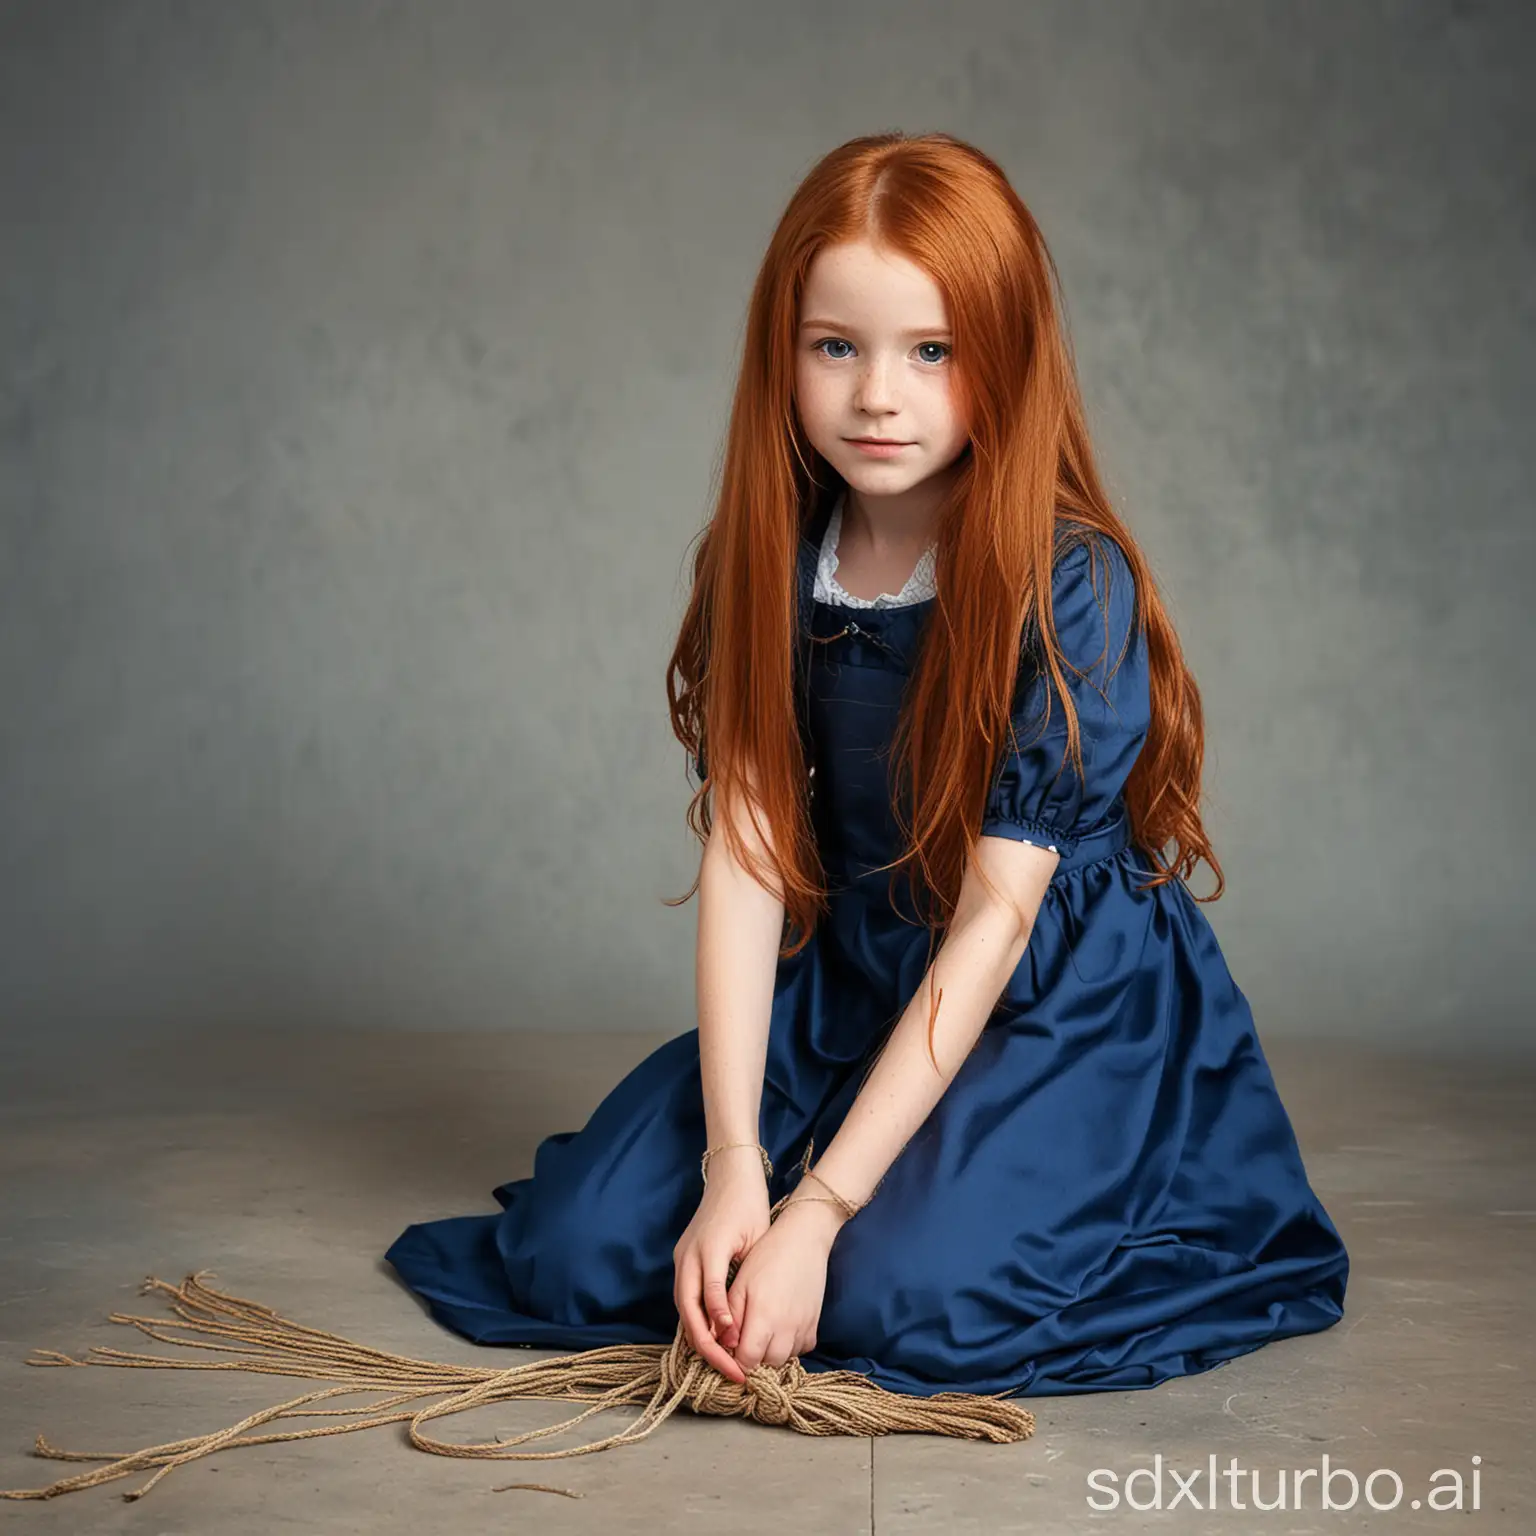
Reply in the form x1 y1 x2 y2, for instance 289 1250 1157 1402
812 490 938 609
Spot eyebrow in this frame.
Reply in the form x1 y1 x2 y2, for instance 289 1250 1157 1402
799 318 953 339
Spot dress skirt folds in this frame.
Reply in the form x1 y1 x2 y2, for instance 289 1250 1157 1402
385 491 1349 1398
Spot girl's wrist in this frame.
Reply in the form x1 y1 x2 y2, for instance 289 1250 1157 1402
701 1141 772 1185
774 1193 849 1244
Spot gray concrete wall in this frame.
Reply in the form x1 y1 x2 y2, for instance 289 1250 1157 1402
2 0 1531 1052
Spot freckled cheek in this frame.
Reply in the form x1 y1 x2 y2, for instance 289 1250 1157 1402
794 372 842 437
905 383 963 443
928 382 968 443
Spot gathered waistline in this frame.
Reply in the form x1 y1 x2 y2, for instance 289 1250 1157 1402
1056 809 1132 873
822 810 1139 897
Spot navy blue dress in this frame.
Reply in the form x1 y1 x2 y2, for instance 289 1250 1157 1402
385 491 1349 1397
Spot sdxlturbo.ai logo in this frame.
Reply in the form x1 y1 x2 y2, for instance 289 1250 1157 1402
1086 1453 1483 1513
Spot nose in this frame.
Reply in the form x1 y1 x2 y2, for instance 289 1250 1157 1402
853 354 900 416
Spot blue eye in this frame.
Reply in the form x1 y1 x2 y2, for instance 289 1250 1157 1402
810 338 951 364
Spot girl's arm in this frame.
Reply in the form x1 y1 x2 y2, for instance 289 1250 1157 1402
774 835 1060 1240
695 767 785 1180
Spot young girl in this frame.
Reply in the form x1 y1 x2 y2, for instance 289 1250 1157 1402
385 131 1349 1399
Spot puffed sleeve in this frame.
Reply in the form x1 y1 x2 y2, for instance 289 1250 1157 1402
980 532 1151 856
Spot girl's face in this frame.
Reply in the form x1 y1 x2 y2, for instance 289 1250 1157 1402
794 238 971 507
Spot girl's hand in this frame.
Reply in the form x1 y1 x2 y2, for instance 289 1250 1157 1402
672 1148 771 1385
724 1195 846 1374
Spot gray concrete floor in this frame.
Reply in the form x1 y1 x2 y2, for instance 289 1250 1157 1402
0 1027 1530 1533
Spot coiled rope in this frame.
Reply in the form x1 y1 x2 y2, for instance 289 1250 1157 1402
1 1269 1034 1504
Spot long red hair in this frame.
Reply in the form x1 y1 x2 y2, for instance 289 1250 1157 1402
664 131 1223 959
